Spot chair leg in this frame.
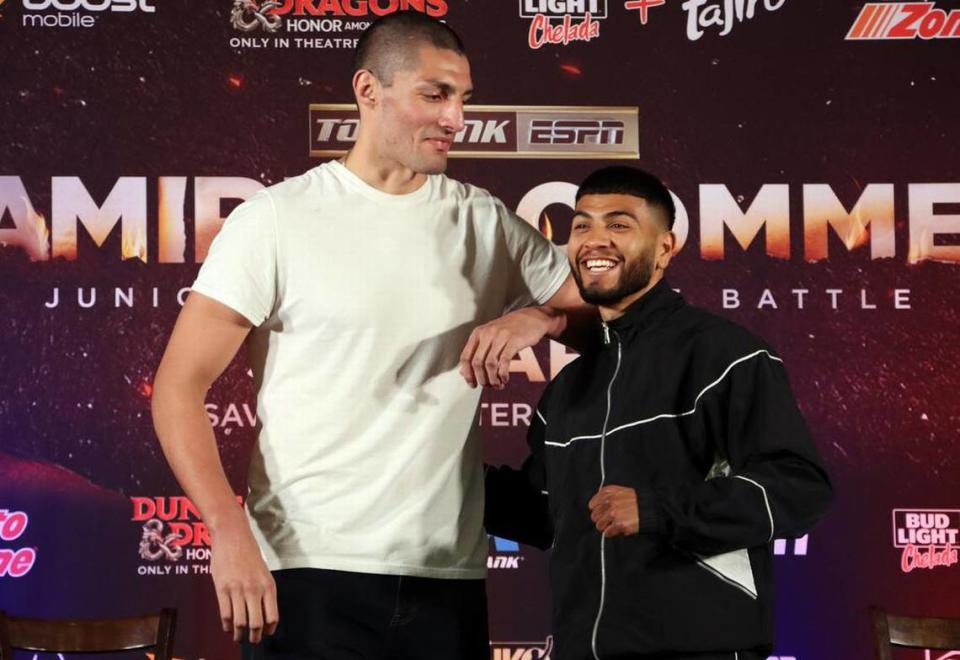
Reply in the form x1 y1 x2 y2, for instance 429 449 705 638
871 606 895 660
156 608 178 660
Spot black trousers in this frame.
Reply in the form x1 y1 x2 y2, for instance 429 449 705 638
242 568 489 660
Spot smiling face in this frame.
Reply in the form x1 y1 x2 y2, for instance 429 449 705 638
369 44 472 175
567 193 676 317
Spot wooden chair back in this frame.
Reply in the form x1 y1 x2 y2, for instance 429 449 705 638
0 609 175 660
872 606 960 660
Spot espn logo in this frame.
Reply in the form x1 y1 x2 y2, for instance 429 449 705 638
309 104 638 159
846 2 960 40
529 119 625 146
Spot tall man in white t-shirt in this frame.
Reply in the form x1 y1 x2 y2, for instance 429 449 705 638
152 11 590 660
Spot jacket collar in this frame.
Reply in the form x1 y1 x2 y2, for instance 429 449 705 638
603 278 684 343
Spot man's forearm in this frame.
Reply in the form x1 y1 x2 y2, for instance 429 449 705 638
151 382 247 535
541 302 601 353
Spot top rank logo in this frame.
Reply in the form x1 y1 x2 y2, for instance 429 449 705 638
847 2 960 40
310 104 639 159
519 0 608 49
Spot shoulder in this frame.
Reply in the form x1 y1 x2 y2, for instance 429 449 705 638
672 303 777 367
265 162 341 201
434 174 506 214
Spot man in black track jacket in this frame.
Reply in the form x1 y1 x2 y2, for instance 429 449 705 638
485 166 833 660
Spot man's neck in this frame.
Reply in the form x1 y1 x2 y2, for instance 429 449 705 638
598 273 663 322
343 135 428 196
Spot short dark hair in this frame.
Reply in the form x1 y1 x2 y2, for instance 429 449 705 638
352 12 466 86
576 166 676 230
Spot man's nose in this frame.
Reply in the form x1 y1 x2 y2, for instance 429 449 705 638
582 226 613 248
439 99 465 134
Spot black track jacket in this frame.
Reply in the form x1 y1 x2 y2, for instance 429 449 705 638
486 279 833 660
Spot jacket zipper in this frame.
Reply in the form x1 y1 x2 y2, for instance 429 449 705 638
591 325 621 660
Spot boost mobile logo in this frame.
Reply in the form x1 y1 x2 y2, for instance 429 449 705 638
847 2 960 40
22 0 155 10
309 104 639 159
21 0 156 28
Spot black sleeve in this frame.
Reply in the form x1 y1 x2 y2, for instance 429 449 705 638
484 393 554 551
637 350 833 556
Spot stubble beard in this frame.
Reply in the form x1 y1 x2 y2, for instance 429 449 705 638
572 249 656 306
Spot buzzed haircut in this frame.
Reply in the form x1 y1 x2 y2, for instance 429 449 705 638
576 166 676 230
353 11 466 86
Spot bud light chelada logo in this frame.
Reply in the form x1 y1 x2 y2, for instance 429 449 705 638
490 636 553 660
892 509 960 573
0 509 37 578
519 0 607 49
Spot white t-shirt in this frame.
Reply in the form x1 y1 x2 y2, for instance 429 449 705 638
192 161 569 578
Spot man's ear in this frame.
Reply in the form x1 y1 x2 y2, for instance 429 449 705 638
657 231 677 271
353 69 380 111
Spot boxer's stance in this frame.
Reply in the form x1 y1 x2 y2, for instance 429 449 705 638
152 12 592 660
486 166 832 660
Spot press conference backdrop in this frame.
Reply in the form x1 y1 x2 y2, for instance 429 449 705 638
1 1 959 659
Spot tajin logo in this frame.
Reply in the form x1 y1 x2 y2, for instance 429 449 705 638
847 2 960 40
309 104 639 159
892 509 960 573
681 0 788 41
0 509 37 578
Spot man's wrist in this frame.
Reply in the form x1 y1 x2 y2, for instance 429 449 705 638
206 502 249 540
537 305 568 339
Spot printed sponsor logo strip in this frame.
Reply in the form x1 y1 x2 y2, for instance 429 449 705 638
309 104 639 159
847 2 960 40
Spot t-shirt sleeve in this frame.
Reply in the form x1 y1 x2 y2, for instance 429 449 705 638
191 190 278 326
498 201 570 311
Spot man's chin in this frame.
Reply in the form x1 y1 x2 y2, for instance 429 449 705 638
579 284 625 307
414 153 449 175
